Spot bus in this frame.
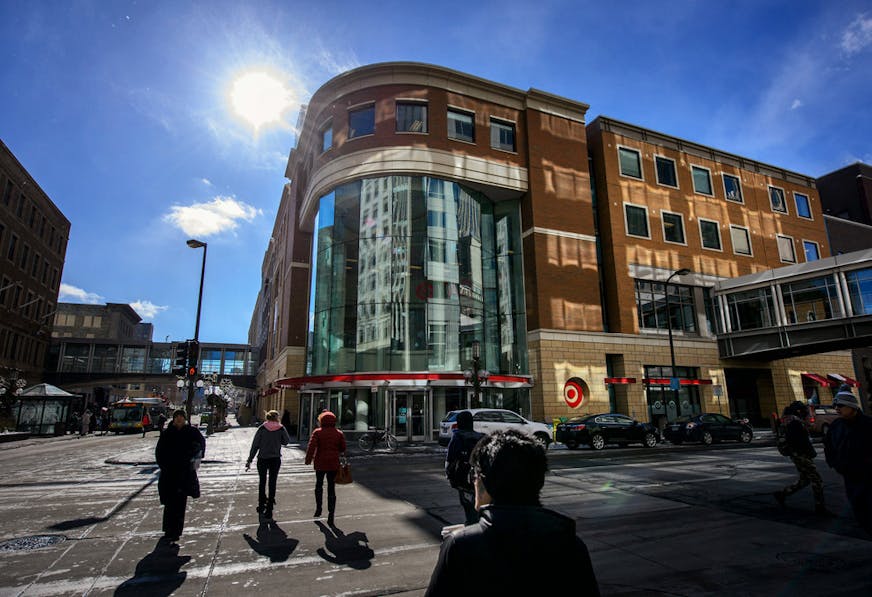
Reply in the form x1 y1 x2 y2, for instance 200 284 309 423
109 398 170 433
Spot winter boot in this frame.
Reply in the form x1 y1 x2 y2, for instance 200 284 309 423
314 485 323 518
264 498 275 521
327 493 336 526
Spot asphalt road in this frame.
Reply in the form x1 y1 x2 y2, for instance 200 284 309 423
0 424 870 596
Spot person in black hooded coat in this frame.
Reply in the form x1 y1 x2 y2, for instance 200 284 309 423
155 409 206 542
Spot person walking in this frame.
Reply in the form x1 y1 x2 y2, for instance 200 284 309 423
824 389 872 535
444 410 484 525
304 411 346 526
157 412 167 432
155 409 206 543
245 410 292 521
773 401 830 515
80 409 91 437
426 429 600 596
141 410 151 438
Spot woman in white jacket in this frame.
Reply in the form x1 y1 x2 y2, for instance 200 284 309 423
246 410 292 521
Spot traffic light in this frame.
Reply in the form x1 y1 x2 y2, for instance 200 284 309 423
186 340 200 379
172 342 188 377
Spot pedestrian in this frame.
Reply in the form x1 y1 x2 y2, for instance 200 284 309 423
281 409 291 430
101 412 110 436
155 409 206 543
425 430 600 596
157 412 167 432
141 410 151 438
823 389 872 535
773 401 831 515
80 409 91 437
304 411 346 526
444 410 484 525
246 410 292 521
95 414 103 436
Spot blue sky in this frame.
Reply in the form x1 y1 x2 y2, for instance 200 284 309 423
1 0 870 344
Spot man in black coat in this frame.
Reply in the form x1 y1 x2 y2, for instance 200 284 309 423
773 401 830 515
824 390 872 535
426 429 600 596
155 409 206 542
444 410 484 525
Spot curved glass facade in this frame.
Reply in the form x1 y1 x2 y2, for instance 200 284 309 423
309 175 527 376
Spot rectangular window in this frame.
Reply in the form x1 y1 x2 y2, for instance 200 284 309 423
618 146 643 179
699 218 722 250
348 104 375 138
845 267 872 315
777 234 796 263
722 174 743 203
490 118 515 152
794 192 812 219
2 179 12 205
624 203 650 238
726 287 776 331
655 155 678 187
396 102 428 133
730 225 752 256
661 211 686 244
31 252 39 277
691 165 713 195
769 185 788 213
803 240 820 261
7 234 17 261
447 108 474 142
16 194 25 217
321 122 332 152
634 279 697 333
19 243 29 269
782 275 841 324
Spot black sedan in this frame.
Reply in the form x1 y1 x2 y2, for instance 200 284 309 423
556 413 659 450
663 413 753 445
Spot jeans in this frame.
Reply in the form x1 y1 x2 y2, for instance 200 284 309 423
257 457 281 509
315 470 337 514
458 488 479 525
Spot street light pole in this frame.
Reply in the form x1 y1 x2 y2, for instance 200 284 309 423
186 239 207 419
664 268 691 426
472 340 481 408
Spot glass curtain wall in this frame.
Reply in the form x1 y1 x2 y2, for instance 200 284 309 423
309 175 527 377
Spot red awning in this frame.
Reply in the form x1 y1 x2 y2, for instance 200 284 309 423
274 371 534 390
604 377 637 385
828 373 861 387
643 378 713 386
801 373 834 386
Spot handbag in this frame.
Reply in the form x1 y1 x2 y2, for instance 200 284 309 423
336 458 353 484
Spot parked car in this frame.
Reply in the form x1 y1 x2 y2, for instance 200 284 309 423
805 406 839 437
438 409 553 447
663 413 752 445
555 413 659 450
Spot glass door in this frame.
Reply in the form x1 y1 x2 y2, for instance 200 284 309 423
391 390 429 441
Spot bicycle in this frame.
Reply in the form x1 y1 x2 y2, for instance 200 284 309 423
358 428 398 451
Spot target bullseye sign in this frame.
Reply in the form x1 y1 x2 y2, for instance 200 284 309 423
563 377 586 409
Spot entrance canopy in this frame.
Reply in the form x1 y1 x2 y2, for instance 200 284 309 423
276 371 533 391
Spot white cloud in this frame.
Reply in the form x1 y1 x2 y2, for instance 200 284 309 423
59 283 103 304
841 13 872 56
163 195 262 237
130 300 168 320
201 178 213 187
790 98 802 110
314 48 361 76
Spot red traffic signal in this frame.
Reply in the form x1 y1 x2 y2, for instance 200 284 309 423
187 366 198 378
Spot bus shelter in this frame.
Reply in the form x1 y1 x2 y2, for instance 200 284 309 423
13 384 77 435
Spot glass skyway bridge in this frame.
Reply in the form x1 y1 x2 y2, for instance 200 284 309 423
713 248 872 360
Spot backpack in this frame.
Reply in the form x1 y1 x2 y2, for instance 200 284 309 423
775 416 792 456
446 433 479 490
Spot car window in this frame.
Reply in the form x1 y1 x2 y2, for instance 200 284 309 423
475 411 502 422
595 415 615 424
614 415 634 425
500 411 525 424
712 414 731 424
701 414 718 423
441 412 458 423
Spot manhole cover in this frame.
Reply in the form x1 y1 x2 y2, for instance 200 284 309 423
776 551 848 571
0 535 67 552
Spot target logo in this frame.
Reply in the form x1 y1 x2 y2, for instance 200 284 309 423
563 377 586 409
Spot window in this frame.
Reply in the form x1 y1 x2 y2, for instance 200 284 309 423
699 218 722 250
722 174 743 203
348 104 375 138
7 234 17 261
624 203 650 238
396 102 428 133
654 156 677 187
618 147 643 179
769 186 788 213
635 279 697 333
490 118 515 152
691 165 713 195
2 179 12 205
776 234 796 263
803 240 820 262
794 192 812 219
730 225 752 256
725 287 776 331
782 275 841 324
845 267 872 315
661 211 686 244
447 108 474 142
320 122 332 152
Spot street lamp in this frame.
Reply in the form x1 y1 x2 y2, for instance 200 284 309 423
664 267 691 425
185 239 208 418
467 340 489 408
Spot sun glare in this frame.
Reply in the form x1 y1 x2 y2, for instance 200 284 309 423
230 71 293 130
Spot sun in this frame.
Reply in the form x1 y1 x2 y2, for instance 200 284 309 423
229 71 293 130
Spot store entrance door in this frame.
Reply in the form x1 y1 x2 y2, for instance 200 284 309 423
391 391 429 442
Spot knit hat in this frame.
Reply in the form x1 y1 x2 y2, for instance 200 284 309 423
833 391 862 411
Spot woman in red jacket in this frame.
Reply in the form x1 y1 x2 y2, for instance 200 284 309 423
304 411 346 525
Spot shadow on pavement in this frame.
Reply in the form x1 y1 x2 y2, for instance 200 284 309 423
314 520 374 569
114 538 190 596
243 521 299 562
48 475 158 531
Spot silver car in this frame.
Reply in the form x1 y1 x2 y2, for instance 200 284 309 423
438 408 553 447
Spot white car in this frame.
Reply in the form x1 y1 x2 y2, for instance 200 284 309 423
438 408 553 447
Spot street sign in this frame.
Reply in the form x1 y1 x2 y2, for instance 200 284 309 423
670 377 681 391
